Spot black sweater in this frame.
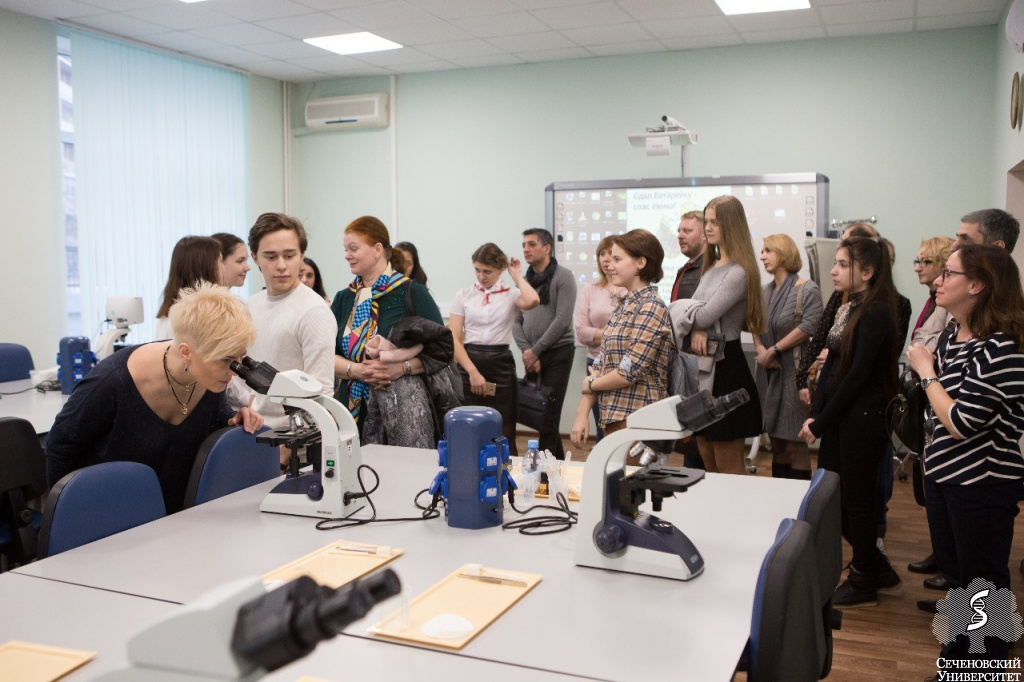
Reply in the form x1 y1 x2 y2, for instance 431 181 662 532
808 301 897 437
44 344 231 512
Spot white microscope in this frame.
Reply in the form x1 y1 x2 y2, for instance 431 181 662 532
231 356 365 520
95 569 401 680
574 389 749 581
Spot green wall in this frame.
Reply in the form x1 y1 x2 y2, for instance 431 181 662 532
0 8 64 367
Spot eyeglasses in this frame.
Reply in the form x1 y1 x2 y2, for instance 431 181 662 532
939 268 966 280
912 258 934 267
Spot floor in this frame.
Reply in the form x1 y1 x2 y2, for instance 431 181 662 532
519 433 1024 682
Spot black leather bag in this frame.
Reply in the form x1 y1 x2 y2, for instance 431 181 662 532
518 375 554 431
887 369 925 454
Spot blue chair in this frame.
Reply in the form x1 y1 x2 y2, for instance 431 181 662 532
182 426 280 508
37 461 166 558
798 468 843 678
747 518 824 682
0 343 34 383
0 417 47 570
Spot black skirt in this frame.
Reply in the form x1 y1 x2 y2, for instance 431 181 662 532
697 339 763 442
460 344 518 425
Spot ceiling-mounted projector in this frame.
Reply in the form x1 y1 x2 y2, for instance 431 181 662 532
628 115 698 147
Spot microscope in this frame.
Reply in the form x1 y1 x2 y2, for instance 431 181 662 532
95 569 401 680
574 389 748 581
231 357 364 520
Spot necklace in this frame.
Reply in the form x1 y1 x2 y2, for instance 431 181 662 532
163 345 196 416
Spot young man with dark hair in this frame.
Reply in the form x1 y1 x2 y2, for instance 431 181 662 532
513 228 577 459
228 213 336 438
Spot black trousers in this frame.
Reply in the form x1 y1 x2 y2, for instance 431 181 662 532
527 344 574 460
926 475 1020 666
816 399 886 573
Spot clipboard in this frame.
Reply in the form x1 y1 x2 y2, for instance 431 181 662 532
262 541 404 590
369 564 541 650
0 641 95 682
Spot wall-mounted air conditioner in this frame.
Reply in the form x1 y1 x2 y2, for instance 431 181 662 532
305 93 389 131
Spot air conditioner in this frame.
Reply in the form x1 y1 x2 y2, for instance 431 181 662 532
305 93 389 131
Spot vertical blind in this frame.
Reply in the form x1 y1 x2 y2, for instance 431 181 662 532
70 30 248 343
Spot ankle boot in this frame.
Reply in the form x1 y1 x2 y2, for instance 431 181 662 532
790 468 812 480
834 566 878 608
771 462 792 478
873 553 902 591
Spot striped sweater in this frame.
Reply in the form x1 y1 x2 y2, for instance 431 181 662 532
923 330 1024 485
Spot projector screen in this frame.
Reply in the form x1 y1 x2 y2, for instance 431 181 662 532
544 173 829 303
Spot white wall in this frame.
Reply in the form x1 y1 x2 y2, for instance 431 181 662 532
0 8 65 367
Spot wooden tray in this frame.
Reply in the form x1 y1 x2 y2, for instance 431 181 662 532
262 541 404 590
0 641 95 682
369 564 541 650
509 462 583 501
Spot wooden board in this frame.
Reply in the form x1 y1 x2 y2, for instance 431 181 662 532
369 564 541 650
262 541 404 590
0 641 95 682
509 462 583 501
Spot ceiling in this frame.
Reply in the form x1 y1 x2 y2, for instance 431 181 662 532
0 0 1008 82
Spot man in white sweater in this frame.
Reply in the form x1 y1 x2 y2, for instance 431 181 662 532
228 213 337 434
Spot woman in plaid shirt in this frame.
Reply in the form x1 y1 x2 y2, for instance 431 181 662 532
570 229 673 447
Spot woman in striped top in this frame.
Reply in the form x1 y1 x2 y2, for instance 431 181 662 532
907 243 1024 669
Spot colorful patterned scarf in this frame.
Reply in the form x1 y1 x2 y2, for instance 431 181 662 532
341 271 410 420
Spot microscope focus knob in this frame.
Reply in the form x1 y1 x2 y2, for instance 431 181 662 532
595 524 626 555
307 481 324 501
324 468 335 479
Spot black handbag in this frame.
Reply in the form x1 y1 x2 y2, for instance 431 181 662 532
887 369 925 454
518 375 554 431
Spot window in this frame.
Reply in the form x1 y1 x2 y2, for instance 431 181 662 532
58 30 247 342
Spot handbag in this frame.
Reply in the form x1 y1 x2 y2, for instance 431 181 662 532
518 375 554 432
887 369 925 453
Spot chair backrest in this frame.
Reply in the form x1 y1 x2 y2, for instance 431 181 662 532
748 518 824 682
797 468 843 602
182 426 280 508
0 417 48 563
0 344 34 383
38 461 166 558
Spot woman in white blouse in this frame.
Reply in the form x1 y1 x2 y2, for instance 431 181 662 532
450 243 540 456
573 236 624 441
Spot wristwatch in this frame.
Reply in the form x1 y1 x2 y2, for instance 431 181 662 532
404 360 412 376
588 376 596 393
772 344 781 354
920 377 940 389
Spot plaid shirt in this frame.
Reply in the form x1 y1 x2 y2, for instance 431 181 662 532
592 284 673 426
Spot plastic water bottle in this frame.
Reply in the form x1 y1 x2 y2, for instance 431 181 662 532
523 439 540 475
521 439 541 504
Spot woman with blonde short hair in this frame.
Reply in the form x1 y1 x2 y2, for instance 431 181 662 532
45 282 263 513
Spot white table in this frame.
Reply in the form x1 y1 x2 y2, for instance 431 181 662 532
0 573 583 681
12 445 809 681
0 379 68 434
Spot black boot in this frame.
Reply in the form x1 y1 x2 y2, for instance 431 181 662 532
909 553 937 574
874 553 902 591
771 462 792 478
834 565 878 608
790 468 812 480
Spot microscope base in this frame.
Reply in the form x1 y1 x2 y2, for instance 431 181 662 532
259 472 365 519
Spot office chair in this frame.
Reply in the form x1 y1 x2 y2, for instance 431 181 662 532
746 518 824 682
182 425 280 508
0 417 48 571
0 343 34 383
798 468 843 678
37 461 165 558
